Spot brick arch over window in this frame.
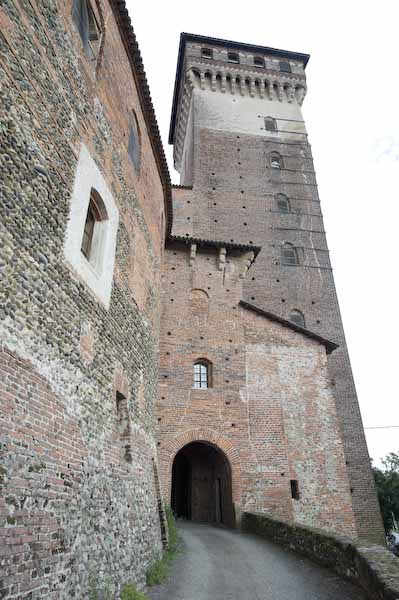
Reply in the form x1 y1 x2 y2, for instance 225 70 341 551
159 429 242 505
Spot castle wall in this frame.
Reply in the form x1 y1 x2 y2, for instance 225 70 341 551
0 1 166 597
157 242 356 537
168 40 384 543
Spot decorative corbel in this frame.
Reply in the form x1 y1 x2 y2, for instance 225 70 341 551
218 247 227 271
189 243 197 267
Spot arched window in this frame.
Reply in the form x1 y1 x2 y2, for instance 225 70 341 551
281 243 299 266
276 193 290 213
289 310 305 328
194 360 211 389
128 110 141 174
270 152 283 169
254 56 264 67
81 188 108 266
265 117 277 132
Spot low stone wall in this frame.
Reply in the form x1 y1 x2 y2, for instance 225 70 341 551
242 512 399 600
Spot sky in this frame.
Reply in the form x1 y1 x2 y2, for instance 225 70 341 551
127 0 399 466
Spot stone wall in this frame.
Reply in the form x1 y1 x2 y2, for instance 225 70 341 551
157 239 356 537
242 512 399 600
0 0 167 597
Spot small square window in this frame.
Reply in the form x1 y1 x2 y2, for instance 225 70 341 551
227 52 239 64
254 56 264 67
279 60 291 73
201 48 213 59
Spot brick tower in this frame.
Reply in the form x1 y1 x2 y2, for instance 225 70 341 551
158 33 384 543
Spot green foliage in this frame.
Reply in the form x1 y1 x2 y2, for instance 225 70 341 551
88 575 114 600
120 584 148 600
373 451 399 533
146 506 181 587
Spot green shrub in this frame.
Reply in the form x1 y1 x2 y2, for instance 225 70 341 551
120 583 148 600
146 506 181 587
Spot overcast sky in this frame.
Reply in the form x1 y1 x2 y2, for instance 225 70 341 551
128 0 399 466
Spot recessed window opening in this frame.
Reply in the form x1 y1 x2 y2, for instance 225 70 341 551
116 391 132 462
265 117 277 133
289 310 305 328
276 193 290 213
227 51 239 63
270 153 283 169
81 188 108 269
279 60 291 73
128 110 141 174
202 47 213 59
72 0 100 59
290 479 300 500
254 56 264 67
281 243 299 266
194 360 211 389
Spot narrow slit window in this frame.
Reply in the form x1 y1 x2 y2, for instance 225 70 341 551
281 243 299 266
194 361 211 389
116 391 132 462
128 110 141 174
290 479 300 500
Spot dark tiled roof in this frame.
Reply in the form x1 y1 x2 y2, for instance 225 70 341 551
169 32 310 144
168 235 261 256
109 0 172 235
240 300 338 354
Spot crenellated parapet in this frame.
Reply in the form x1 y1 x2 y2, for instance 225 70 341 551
170 36 308 172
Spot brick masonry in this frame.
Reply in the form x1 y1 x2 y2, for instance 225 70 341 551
0 1 167 597
157 241 356 538
161 35 385 544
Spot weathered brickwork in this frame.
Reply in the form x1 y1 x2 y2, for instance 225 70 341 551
0 1 168 597
164 34 384 543
157 240 356 538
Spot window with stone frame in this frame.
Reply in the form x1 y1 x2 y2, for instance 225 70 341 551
265 117 277 133
281 243 299 266
276 193 290 213
194 360 211 389
72 0 101 60
289 310 305 328
254 56 264 67
80 188 108 269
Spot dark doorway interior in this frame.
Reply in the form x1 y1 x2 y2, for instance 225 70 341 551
171 442 235 527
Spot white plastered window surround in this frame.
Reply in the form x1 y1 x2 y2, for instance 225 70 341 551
64 143 119 309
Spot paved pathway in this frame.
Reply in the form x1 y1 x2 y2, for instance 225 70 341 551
149 521 366 600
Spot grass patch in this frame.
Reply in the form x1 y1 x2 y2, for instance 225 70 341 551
120 584 148 600
146 507 181 587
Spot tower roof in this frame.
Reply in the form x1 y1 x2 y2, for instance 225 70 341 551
169 32 310 144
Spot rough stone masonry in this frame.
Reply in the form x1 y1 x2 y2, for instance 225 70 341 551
0 6 385 600
0 0 171 597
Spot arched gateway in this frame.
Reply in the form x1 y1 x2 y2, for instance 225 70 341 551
171 441 235 528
